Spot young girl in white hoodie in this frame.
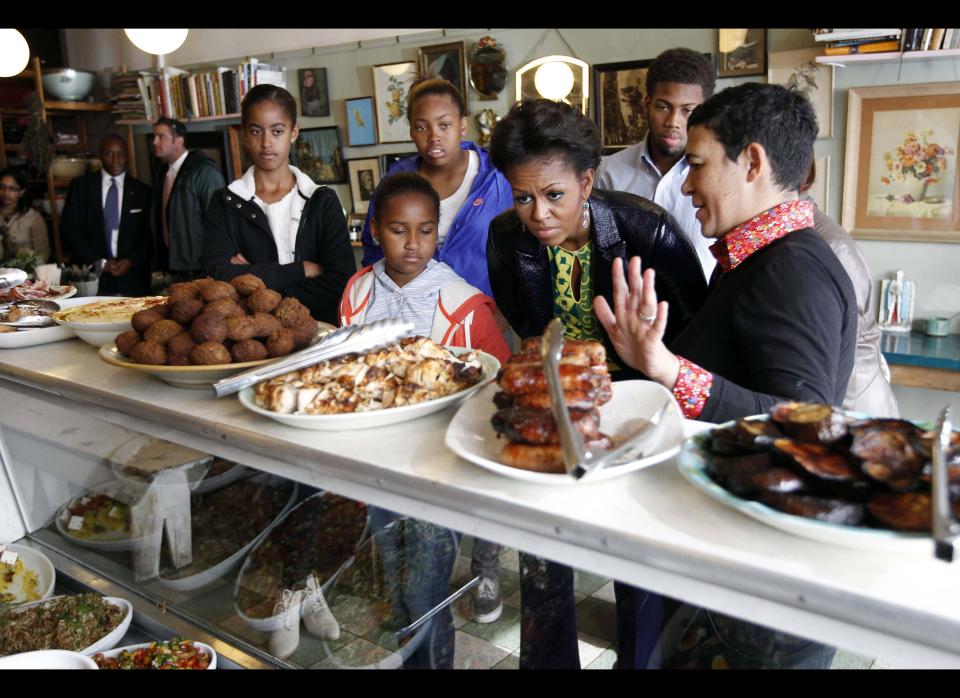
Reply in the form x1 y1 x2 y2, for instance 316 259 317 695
202 84 355 324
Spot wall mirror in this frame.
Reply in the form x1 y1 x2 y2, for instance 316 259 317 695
469 36 507 101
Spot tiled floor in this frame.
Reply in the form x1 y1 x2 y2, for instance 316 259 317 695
450 538 890 670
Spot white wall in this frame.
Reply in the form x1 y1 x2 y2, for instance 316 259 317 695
61 27 960 420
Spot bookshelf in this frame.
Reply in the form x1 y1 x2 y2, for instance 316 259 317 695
816 48 960 65
0 57 113 262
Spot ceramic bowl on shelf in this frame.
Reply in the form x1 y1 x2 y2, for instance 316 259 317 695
50 157 89 180
42 69 96 101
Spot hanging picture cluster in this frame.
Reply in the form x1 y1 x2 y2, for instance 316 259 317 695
284 39 472 216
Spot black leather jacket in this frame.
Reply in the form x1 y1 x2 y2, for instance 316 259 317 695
487 189 708 374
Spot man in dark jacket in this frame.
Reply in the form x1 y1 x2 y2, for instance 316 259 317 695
61 134 152 296
151 118 225 279
596 82 854 670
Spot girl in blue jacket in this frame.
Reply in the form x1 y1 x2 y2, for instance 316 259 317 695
360 79 513 298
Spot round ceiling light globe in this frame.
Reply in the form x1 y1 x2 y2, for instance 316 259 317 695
0 29 30 78
534 62 575 102
123 29 189 56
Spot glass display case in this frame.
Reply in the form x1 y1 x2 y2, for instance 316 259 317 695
2 341 960 669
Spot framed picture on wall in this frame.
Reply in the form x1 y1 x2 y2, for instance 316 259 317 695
372 61 418 144
347 157 382 215
592 59 653 153
768 48 833 139
717 29 766 78
298 67 330 118
842 82 960 243
417 41 468 112
294 126 346 184
344 96 377 147
381 151 417 174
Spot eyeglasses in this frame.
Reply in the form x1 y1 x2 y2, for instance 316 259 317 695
0 185 23 193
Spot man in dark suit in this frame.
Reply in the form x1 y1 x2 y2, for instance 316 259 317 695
61 134 153 296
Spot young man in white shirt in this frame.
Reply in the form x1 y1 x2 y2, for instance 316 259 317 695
596 48 716 280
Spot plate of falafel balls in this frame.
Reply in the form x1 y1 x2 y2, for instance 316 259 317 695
98 274 336 389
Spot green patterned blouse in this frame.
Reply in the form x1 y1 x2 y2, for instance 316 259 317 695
547 241 603 342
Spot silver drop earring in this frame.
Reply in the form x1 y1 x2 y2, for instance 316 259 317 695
582 201 590 229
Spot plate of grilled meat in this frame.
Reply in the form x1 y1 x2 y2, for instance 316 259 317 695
445 336 684 483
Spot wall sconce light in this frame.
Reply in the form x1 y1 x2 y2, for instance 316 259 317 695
0 29 31 78
516 55 589 115
124 29 189 67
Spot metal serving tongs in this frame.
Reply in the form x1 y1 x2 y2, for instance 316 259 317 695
212 317 416 397
541 318 669 481
932 406 960 562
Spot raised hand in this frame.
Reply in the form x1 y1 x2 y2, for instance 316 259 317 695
593 256 681 388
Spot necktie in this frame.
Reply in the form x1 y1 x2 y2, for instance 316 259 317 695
162 169 174 248
103 177 119 257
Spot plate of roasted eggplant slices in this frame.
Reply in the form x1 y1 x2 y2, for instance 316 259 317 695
677 401 958 551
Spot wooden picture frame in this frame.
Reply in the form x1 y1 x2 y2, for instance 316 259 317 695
717 29 766 78
294 126 346 184
347 156 382 215
768 47 833 139
417 41 468 113
842 82 960 243
298 67 330 118
592 59 653 153
344 96 377 147
381 151 417 175
372 61 418 144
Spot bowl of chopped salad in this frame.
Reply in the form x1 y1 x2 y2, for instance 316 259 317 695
0 593 131 657
92 638 216 670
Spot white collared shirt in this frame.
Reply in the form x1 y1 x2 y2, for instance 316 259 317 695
597 137 716 280
100 170 126 257
166 150 189 182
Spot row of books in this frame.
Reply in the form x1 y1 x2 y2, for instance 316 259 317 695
109 59 287 122
813 28 960 55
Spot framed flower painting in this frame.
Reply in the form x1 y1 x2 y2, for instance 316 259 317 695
372 61 417 144
843 82 960 242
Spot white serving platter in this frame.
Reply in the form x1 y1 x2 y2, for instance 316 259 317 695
676 420 932 552
237 349 500 431
445 380 684 485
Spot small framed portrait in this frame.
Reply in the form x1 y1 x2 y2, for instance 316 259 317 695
347 157 382 215
843 81 960 243
344 96 377 147
417 41 468 111
294 126 346 184
381 151 418 175
372 61 418 144
298 67 330 118
717 29 767 78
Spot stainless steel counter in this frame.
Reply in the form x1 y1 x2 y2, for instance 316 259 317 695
2 338 959 667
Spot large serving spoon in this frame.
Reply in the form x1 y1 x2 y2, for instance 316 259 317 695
0 299 62 329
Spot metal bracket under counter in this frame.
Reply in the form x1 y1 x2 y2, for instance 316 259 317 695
3 344 960 667
882 331 960 391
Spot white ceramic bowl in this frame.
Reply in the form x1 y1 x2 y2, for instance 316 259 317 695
53 296 165 348
0 649 98 669
1 544 56 603
94 641 217 670
42 69 96 101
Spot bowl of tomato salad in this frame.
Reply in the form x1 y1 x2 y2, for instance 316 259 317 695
93 638 216 670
